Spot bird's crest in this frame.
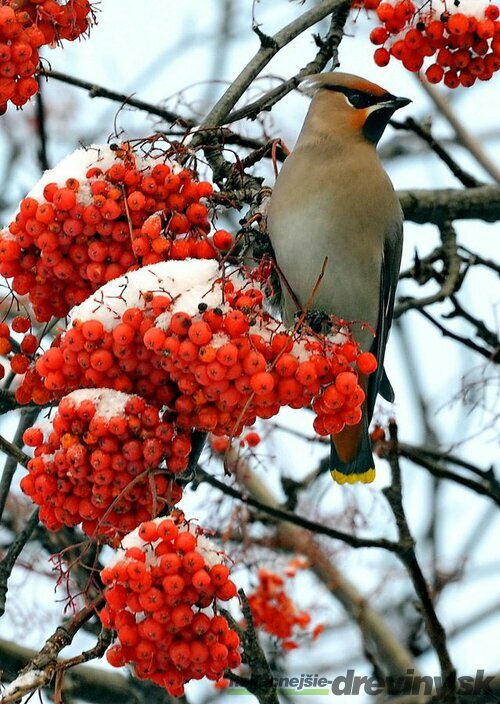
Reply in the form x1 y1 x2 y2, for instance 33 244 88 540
300 72 389 100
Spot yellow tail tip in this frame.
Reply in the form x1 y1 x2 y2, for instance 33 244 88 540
330 468 376 485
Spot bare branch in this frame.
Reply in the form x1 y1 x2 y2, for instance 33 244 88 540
0 599 103 704
196 0 348 131
390 118 483 189
418 78 500 184
225 0 352 124
398 444 500 506
417 308 498 362
399 185 500 224
42 69 194 128
0 509 39 618
195 465 400 552
395 221 461 317
214 450 417 677
382 421 457 701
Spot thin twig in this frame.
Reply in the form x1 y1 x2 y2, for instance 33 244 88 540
418 78 500 184
195 465 400 552
216 449 417 677
398 444 500 506
0 509 40 617
0 598 104 704
417 309 498 362
35 76 49 172
395 221 461 317
0 410 39 521
390 117 483 188
225 0 352 124
41 69 191 127
382 421 457 702
196 0 347 130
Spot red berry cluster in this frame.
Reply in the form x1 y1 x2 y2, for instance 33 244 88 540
312 351 376 436
99 517 241 696
0 145 216 324
361 0 500 85
14 259 223 406
149 280 377 439
0 312 42 391
20 389 185 539
18 295 177 407
0 1 93 114
247 569 313 648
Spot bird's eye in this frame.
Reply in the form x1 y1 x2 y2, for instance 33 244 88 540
346 92 373 109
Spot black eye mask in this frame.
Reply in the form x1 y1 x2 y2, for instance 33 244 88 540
323 85 394 109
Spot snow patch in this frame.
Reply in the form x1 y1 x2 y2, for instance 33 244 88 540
69 259 223 330
25 145 118 203
18 144 179 211
1 670 45 700
106 517 226 569
62 389 131 420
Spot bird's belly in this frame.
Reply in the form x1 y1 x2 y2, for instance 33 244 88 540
269 204 382 346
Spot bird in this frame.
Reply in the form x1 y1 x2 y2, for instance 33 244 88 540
266 72 409 484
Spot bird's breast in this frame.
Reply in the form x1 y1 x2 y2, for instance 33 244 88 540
267 146 400 345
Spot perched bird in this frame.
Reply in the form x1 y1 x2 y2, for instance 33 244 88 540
266 72 409 484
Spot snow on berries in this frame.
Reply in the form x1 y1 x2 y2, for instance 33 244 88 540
358 0 500 85
0 144 216 324
99 516 241 696
20 389 185 540
16 259 221 405
0 1 94 114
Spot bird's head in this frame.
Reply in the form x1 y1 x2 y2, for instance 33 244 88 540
299 72 411 145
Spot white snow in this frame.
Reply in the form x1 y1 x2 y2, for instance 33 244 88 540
19 144 180 209
106 516 227 569
58 389 131 420
1 670 45 702
195 533 227 568
433 0 492 15
210 332 231 349
25 145 118 203
69 259 224 330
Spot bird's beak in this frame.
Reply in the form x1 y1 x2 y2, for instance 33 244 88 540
382 96 412 111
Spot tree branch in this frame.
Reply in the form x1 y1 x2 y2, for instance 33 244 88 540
395 221 461 317
212 449 417 677
195 465 399 552
399 185 500 224
418 78 500 184
0 509 39 618
382 421 457 702
224 0 352 124
390 118 483 189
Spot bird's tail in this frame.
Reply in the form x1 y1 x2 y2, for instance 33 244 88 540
330 419 375 484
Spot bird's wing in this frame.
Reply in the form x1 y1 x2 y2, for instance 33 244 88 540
367 217 403 420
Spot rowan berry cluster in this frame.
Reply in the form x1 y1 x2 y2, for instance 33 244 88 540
99 517 241 696
247 568 317 649
0 146 216 324
151 289 377 439
0 317 34 381
359 0 500 85
18 291 176 407
0 0 93 114
21 389 185 539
